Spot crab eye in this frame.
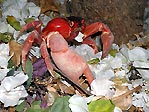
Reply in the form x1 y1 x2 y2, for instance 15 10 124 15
69 21 74 27
81 20 85 26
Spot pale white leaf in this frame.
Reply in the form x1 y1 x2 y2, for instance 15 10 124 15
74 32 84 42
1 71 28 91
0 85 28 107
69 95 93 112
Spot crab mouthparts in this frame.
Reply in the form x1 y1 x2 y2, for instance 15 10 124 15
46 32 59 48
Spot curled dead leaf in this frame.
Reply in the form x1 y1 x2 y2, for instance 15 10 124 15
46 90 59 106
112 85 132 110
57 81 75 95
112 85 142 111
40 0 59 14
8 106 15 112
9 40 22 67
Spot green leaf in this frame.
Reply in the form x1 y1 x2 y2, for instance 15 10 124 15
50 96 71 112
26 59 33 87
88 99 115 112
7 58 14 68
0 32 13 43
16 100 27 112
109 49 118 57
0 9 2 19
25 17 35 23
12 21 22 31
6 15 21 31
7 68 15 76
26 101 41 112
87 58 100 64
26 101 51 112
0 0 4 4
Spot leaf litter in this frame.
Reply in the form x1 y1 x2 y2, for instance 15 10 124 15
0 0 149 112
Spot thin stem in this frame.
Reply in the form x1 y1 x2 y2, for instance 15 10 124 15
112 85 142 101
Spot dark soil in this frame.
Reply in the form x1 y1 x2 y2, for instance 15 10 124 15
65 0 146 45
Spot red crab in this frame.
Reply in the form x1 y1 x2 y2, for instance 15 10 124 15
18 16 114 84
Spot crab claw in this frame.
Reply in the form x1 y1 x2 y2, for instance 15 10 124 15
83 22 114 59
47 32 94 84
100 30 114 59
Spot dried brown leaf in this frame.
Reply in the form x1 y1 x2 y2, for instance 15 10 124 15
127 43 134 49
45 91 59 106
40 0 59 14
112 85 132 110
57 81 75 94
128 105 144 112
8 106 15 112
112 85 142 111
131 34 149 49
9 40 22 67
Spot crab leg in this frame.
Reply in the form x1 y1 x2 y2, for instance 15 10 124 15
18 21 42 38
83 65 94 84
22 31 39 72
82 37 99 53
83 22 114 58
40 40 55 77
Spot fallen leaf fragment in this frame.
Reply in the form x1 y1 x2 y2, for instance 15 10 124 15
88 99 115 112
0 32 13 43
57 81 75 94
50 96 71 112
6 16 21 31
40 0 58 14
9 40 22 67
112 85 132 110
112 85 142 110
69 94 93 112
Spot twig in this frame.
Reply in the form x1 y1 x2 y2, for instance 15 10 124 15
112 85 142 101
135 67 149 70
